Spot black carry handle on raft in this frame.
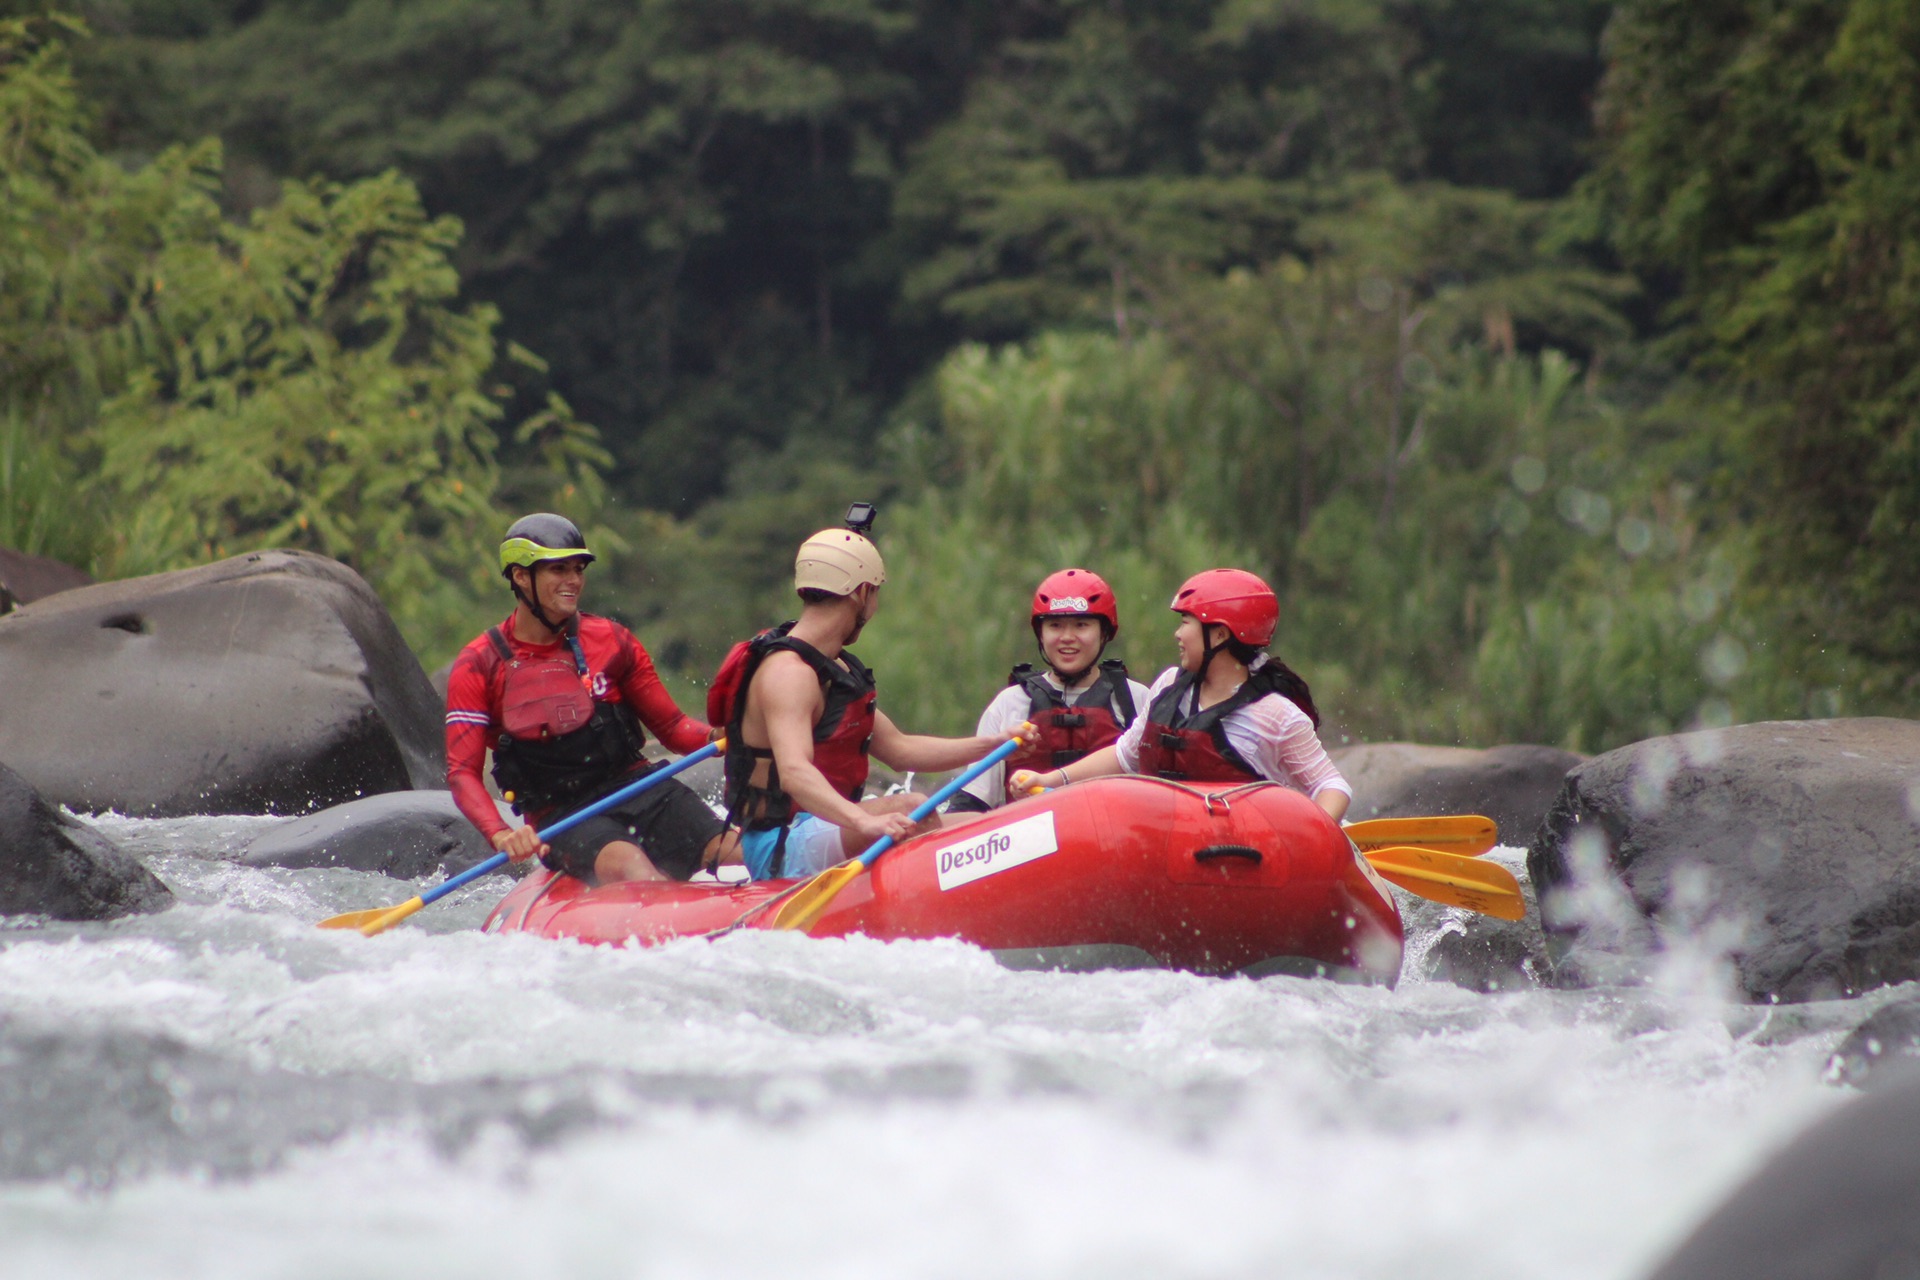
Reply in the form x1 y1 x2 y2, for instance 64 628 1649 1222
317 740 723 936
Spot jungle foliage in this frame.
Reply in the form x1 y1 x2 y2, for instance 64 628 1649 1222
0 15 606 655
2 0 1915 749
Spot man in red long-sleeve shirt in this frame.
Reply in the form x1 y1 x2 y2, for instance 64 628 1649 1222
444 513 735 883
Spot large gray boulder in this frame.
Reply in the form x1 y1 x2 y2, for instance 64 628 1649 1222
0 761 171 920
1529 718 1920 1002
1335 742 1585 847
0 547 91 614
0 551 443 817
241 791 518 879
1644 1068 1920 1280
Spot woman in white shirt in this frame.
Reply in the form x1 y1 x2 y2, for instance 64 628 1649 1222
950 568 1152 812
1009 569 1350 820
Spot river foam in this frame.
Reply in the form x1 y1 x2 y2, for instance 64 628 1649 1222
0 817 1880 1279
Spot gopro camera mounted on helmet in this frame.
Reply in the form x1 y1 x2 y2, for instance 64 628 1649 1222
844 502 878 537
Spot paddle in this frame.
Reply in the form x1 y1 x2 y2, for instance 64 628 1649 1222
1344 813 1499 856
766 730 1031 933
1362 844 1525 920
318 739 724 936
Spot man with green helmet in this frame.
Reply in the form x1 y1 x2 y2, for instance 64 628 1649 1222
445 513 737 883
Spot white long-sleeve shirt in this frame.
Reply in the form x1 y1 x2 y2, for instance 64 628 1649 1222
961 668 1153 808
1115 660 1350 800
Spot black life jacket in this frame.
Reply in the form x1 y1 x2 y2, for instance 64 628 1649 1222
721 622 877 836
1001 660 1136 800
1133 660 1316 783
483 626 648 814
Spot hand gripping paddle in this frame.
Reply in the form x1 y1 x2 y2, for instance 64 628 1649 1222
318 739 724 936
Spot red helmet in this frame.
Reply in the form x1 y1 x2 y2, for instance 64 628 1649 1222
1031 568 1119 638
1170 569 1277 647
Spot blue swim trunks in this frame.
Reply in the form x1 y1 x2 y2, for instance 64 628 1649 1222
739 813 847 880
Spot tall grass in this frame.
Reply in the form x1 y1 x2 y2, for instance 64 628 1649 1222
0 410 99 571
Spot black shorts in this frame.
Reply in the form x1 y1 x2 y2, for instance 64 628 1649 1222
541 778 723 881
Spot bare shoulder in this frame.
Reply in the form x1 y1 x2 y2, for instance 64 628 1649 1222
755 650 825 701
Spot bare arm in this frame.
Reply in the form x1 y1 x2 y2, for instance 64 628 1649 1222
1009 744 1126 796
757 656 879 833
868 710 1011 774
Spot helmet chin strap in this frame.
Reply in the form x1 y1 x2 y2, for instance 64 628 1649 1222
511 573 565 637
1195 624 1232 684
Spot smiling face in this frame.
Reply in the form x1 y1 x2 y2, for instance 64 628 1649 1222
1038 616 1105 678
518 557 590 626
1175 614 1236 675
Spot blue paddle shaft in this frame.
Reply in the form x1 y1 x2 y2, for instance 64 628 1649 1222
418 852 512 906
419 740 723 907
855 736 1027 868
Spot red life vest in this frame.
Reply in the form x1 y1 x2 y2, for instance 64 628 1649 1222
481 625 648 813
1001 660 1137 801
719 623 877 831
1133 667 1290 783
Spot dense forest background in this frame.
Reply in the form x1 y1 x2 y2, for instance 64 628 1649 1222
4 0 1918 749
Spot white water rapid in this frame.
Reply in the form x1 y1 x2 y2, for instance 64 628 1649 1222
0 815 1878 1280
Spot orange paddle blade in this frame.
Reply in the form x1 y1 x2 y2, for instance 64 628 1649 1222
1363 845 1525 921
767 862 866 932
1346 814 1499 856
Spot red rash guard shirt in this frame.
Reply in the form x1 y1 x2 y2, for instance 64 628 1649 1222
444 612 711 840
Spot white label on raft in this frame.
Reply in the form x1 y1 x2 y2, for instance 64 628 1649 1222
936 810 1059 891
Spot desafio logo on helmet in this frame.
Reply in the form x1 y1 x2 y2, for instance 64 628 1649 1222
1052 597 1090 612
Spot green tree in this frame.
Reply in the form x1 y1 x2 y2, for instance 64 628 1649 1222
56 0 1613 521
0 16 606 659
1592 0 1920 684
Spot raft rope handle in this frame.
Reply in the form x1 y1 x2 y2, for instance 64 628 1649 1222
1125 776 1278 810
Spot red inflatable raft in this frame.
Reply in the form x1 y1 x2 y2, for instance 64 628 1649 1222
485 777 1404 982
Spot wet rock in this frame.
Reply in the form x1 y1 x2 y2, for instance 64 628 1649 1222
0 761 171 920
1335 742 1585 847
0 550 444 816
1828 997 1920 1088
1644 1067 1920 1280
1410 850 1547 991
0 546 91 614
1528 718 1920 1003
240 791 521 878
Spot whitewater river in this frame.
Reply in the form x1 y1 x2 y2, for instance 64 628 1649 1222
0 814 1881 1280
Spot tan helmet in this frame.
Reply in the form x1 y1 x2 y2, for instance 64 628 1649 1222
795 528 886 596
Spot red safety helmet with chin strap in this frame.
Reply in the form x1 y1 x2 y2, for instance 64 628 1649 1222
1031 568 1119 640
1169 569 1278 647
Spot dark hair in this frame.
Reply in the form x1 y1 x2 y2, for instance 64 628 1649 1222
1206 625 1320 726
1259 657 1320 727
798 587 844 606
1223 636 1264 666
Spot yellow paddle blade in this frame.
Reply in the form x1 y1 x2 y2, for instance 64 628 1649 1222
1363 845 1526 921
767 862 866 932
357 896 427 937
1346 814 1499 856
317 906 399 931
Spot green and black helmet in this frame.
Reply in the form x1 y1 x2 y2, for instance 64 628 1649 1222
499 513 595 578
